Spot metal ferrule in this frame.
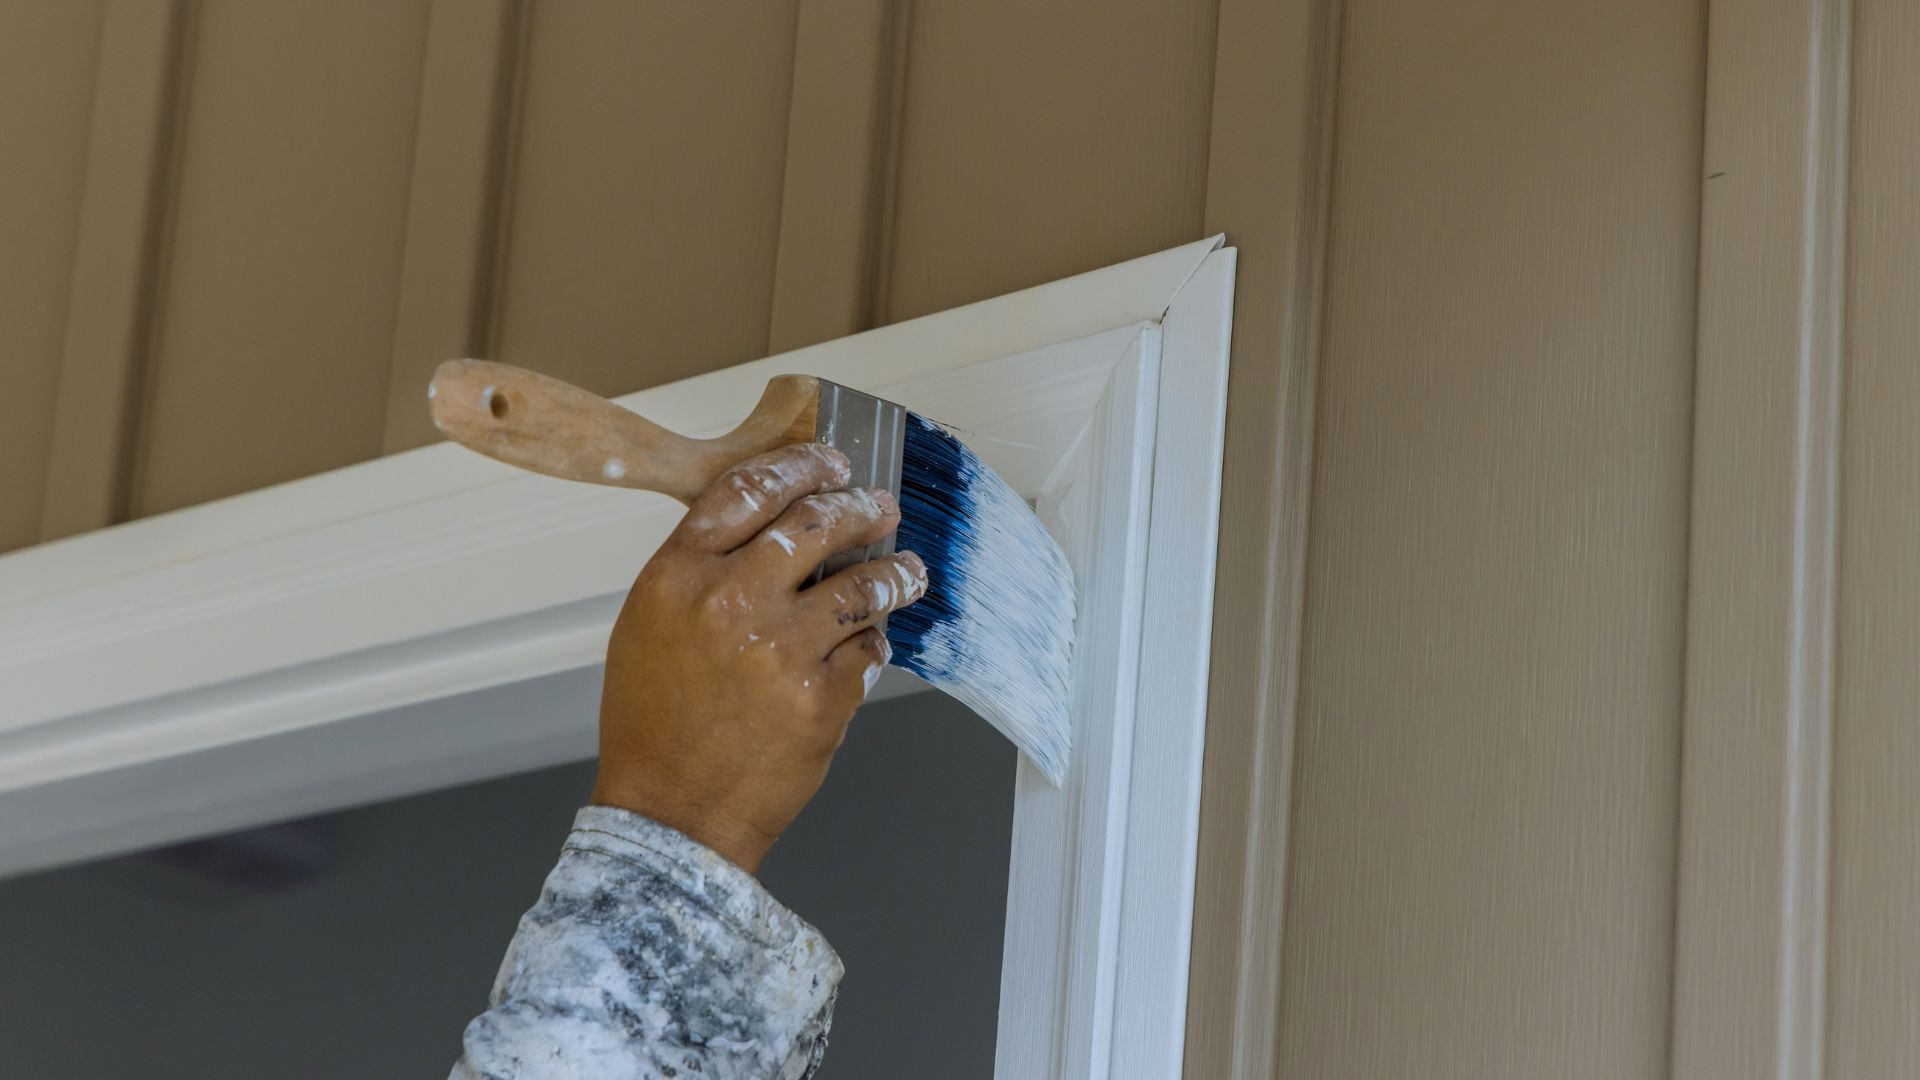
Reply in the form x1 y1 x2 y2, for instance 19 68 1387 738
810 379 906 590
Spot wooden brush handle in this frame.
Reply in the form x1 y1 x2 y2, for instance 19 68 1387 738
429 359 820 503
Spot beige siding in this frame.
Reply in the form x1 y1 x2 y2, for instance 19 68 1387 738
0 2 106 548
1828 1 1920 1074
883 0 1217 321
131 1 433 515
1275 1 1704 1074
488 1 800 402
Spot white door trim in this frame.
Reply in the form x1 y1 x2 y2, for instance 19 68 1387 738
0 237 1236 1079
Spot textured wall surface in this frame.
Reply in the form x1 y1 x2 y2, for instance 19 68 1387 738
1273 0 1705 1076
0 2 105 549
1827 1 1920 1074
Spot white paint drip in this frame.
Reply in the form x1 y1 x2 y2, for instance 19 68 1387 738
766 529 795 555
602 458 628 481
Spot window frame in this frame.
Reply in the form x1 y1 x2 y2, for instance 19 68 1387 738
0 236 1236 1077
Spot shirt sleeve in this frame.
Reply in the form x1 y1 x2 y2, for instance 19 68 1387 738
449 805 843 1080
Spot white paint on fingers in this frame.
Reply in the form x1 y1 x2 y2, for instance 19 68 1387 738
891 560 923 598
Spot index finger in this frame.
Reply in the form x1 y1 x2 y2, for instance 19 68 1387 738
670 443 852 554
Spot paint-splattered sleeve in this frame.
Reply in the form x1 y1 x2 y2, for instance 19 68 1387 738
449 805 842 1080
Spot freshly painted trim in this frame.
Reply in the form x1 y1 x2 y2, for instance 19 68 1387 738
0 320 1150 844
1669 0 1851 1076
1112 249 1234 1076
997 328 1161 1080
0 239 1234 1080
0 234 1223 838
995 249 1236 1080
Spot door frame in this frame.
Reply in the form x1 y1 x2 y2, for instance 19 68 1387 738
0 236 1236 1077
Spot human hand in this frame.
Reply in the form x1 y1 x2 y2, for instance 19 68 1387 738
590 443 928 873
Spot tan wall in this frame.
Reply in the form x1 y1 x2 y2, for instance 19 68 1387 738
1829 4 1920 1074
0 1 106 551
2 1 1915 1077
1272 0 1704 1074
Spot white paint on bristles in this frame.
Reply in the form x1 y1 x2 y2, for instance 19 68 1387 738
890 417 1076 783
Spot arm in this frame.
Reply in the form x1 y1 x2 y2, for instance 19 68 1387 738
451 444 927 1080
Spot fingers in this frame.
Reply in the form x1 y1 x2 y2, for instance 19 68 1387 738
798 552 927 657
672 444 851 554
743 488 900 586
826 627 893 701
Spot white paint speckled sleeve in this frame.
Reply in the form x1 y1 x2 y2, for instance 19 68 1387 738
449 805 842 1080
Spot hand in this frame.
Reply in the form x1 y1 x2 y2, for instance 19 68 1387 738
591 443 928 873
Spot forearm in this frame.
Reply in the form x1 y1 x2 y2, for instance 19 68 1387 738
450 805 841 1080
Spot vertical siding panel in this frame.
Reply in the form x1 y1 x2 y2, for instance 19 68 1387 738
1186 0 1339 1074
1827 2 1920 1074
882 0 1218 322
1279 1 1703 1076
0 2 107 550
132 1 433 516
380 0 526 453
764 0 904 354
39 0 189 541
489 2 799 397
1670 0 1850 1074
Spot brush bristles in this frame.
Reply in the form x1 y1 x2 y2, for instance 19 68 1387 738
885 415 1076 784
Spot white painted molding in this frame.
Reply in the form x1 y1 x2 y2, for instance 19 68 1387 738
994 249 1236 1079
0 238 1235 1080
996 326 1161 1080
1112 248 1234 1076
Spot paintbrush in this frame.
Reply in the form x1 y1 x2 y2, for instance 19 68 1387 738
428 359 1076 784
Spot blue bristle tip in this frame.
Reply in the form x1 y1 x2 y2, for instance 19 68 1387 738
885 415 1076 783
